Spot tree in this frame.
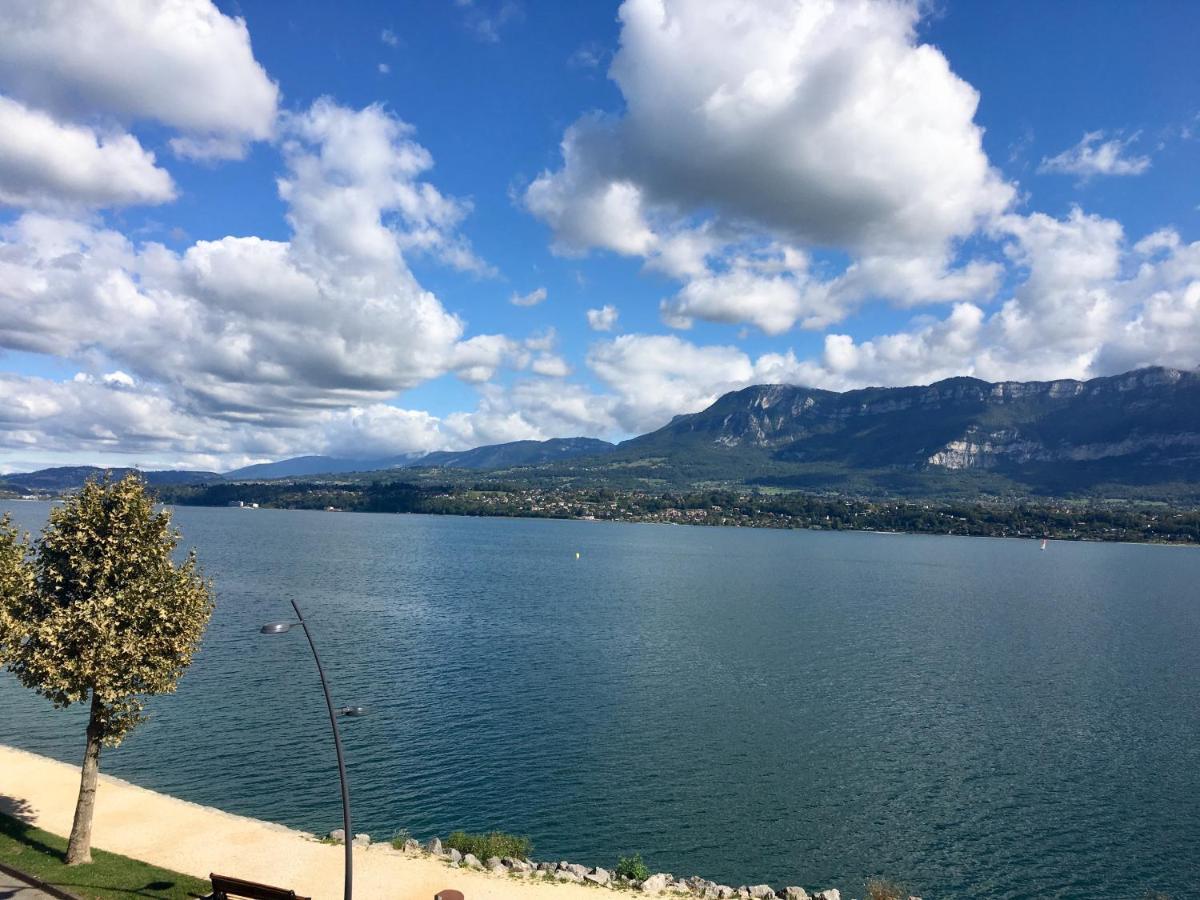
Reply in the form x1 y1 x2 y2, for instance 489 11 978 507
0 474 213 865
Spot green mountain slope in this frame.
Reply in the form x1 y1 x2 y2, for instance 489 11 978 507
532 367 1200 498
410 437 616 470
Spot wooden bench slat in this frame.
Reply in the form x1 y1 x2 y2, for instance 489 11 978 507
210 872 310 900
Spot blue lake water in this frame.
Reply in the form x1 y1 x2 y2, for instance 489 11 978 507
1 502 1198 899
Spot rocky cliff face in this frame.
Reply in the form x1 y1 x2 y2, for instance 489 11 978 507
625 367 1200 481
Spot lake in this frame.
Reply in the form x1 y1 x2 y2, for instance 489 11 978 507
1 502 1198 898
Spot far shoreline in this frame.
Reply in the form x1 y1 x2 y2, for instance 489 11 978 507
6 493 1198 548
168 500 1200 548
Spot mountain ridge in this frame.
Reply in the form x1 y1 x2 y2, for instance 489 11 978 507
4 368 1199 500
593 365 1200 496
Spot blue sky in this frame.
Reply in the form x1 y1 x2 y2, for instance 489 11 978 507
0 0 1197 472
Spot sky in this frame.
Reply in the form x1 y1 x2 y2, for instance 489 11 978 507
0 0 1197 473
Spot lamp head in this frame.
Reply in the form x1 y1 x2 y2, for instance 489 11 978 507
260 622 293 635
339 706 367 718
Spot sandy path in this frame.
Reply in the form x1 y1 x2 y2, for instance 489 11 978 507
0 744 605 900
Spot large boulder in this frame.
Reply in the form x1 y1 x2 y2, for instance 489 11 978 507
814 892 840 900
327 829 346 843
749 886 774 899
642 873 670 894
352 833 371 848
586 868 612 886
403 838 421 854
567 863 590 878
425 837 443 855
555 869 584 883
462 853 482 869
486 857 503 870
785 889 810 900
447 848 462 863
538 862 558 872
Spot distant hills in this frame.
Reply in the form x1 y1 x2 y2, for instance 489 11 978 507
5 368 1199 501
0 438 617 495
221 454 418 480
415 437 615 469
0 466 220 494
219 438 615 480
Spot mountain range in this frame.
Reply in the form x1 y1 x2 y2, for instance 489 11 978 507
596 365 1200 497
4 367 1199 500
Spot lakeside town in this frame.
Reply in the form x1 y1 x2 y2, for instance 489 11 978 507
151 481 1200 545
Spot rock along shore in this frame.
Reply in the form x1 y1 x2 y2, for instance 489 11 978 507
328 830 921 900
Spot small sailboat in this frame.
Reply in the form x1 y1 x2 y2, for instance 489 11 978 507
1040 537 1048 551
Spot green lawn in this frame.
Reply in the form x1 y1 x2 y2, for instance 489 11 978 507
0 812 210 899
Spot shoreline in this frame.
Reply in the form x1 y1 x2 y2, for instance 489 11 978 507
176 502 1200 549
0 745 850 900
8 490 1198 547
0 743 597 900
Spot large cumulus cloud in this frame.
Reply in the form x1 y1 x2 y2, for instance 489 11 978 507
525 0 1013 333
0 0 278 160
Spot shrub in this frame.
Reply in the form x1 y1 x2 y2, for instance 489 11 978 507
444 830 533 861
865 878 905 900
616 854 650 882
390 829 411 850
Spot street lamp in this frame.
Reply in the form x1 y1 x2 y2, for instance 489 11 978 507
261 599 363 900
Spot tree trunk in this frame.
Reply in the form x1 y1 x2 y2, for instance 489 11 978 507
65 692 103 865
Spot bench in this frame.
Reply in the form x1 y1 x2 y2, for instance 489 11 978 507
209 873 311 900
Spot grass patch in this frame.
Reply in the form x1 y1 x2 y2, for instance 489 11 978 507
0 812 211 899
865 878 906 900
390 829 411 850
444 830 532 861
615 854 649 882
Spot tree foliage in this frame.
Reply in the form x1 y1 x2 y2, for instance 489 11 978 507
0 474 214 745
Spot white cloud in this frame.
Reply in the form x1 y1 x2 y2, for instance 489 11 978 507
0 372 233 459
444 379 618 447
530 354 571 377
525 0 1013 333
586 304 620 331
661 245 838 334
568 43 605 69
0 100 508 431
0 95 175 208
1038 131 1151 179
317 404 446 458
766 209 1200 389
280 99 492 275
589 334 758 431
381 28 400 47
510 286 548 306
0 0 278 161
378 63 391 75
455 0 523 43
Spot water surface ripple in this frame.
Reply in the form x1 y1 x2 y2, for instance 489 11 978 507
1 504 1197 898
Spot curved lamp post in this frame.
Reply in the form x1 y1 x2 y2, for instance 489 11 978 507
261 599 364 900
